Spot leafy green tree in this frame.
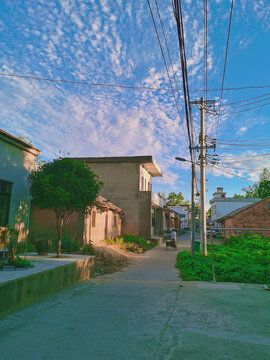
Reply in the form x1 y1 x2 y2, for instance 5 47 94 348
242 168 270 199
166 192 184 206
233 194 245 198
29 158 102 257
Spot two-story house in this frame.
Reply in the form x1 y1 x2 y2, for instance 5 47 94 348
72 156 163 239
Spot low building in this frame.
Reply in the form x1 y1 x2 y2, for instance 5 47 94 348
217 197 270 237
71 156 163 239
31 195 125 246
0 129 40 244
210 187 260 227
168 205 189 229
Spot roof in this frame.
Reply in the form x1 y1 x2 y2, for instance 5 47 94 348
0 128 40 156
217 197 270 222
95 195 126 214
210 197 260 204
71 156 162 177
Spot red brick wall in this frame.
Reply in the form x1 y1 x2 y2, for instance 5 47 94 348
223 198 270 237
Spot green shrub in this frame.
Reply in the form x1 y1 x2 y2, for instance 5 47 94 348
106 234 157 253
81 243 94 255
8 255 33 268
175 234 270 284
51 232 80 253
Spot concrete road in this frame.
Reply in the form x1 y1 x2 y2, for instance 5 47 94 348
1 233 270 359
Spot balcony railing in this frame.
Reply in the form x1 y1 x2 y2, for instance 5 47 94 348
151 193 166 208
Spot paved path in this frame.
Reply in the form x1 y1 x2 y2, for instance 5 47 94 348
1 233 270 359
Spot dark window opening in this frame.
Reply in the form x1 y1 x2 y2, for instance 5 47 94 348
0 180 12 227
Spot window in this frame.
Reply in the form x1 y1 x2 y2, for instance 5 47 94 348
114 214 117 227
0 180 12 227
92 211 96 227
148 181 151 191
141 176 144 191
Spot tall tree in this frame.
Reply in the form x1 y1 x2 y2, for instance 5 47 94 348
29 158 102 257
242 168 270 199
166 192 184 206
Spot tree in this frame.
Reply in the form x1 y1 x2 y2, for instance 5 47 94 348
233 194 245 198
242 168 270 199
166 192 184 206
29 158 103 257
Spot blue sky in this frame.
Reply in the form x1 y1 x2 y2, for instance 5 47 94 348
0 0 270 205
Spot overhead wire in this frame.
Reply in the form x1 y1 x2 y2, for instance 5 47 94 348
207 163 255 183
147 0 188 141
215 0 234 139
221 95 270 111
1 72 270 93
171 0 195 162
221 91 270 106
220 101 270 116
204 0 208 135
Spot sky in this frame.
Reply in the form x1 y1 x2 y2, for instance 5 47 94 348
0 0 270 205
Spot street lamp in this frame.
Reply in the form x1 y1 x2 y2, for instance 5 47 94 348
175 157 196 256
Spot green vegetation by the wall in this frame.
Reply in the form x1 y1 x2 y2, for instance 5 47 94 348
175 234 270 284
106 234 157 253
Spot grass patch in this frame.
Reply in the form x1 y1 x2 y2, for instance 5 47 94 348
175 233 270 284
106 234 157 253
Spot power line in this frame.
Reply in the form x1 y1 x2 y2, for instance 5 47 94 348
153 0 183 106
147 0 188 141
221 91 270 106
204 0 208 134
2 72 270 92
220 153 270 160
220 101 270 116
216 141 270 147
215 0 234 138
172 0 195 162
217 138 270 143
221 95 270 110
207 163 255 183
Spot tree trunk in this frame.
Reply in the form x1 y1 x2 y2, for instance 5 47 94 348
56 213 64 257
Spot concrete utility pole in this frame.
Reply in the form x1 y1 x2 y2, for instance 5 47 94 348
190 97 216 256
200 97 207 256
191 162 196 256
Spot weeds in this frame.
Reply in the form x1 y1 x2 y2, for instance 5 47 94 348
175 233 270 284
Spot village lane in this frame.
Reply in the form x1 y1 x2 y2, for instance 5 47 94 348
1 233 270 360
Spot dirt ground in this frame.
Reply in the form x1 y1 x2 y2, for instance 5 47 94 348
92 241 141 277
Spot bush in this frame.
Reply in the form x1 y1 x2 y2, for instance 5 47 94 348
175 234 270 284
106 234 157 253
51 232 81 254
81 243 94 255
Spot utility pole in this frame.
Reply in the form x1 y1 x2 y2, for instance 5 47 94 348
200 97 207 255
191 162 196 256
190 97 216 256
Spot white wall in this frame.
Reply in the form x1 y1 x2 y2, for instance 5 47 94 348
211 198 260 223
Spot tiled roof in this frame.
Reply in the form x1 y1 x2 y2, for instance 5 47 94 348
95 195 126 214
217 196 270 221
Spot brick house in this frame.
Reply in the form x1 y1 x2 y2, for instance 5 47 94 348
217 197 270 237
71 156 163 239
31 195 125 246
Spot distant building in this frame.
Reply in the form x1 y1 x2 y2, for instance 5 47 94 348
217 197 270 237
210 187 260 227
72 156 163 239
168 205 189 229
0 128 40 244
